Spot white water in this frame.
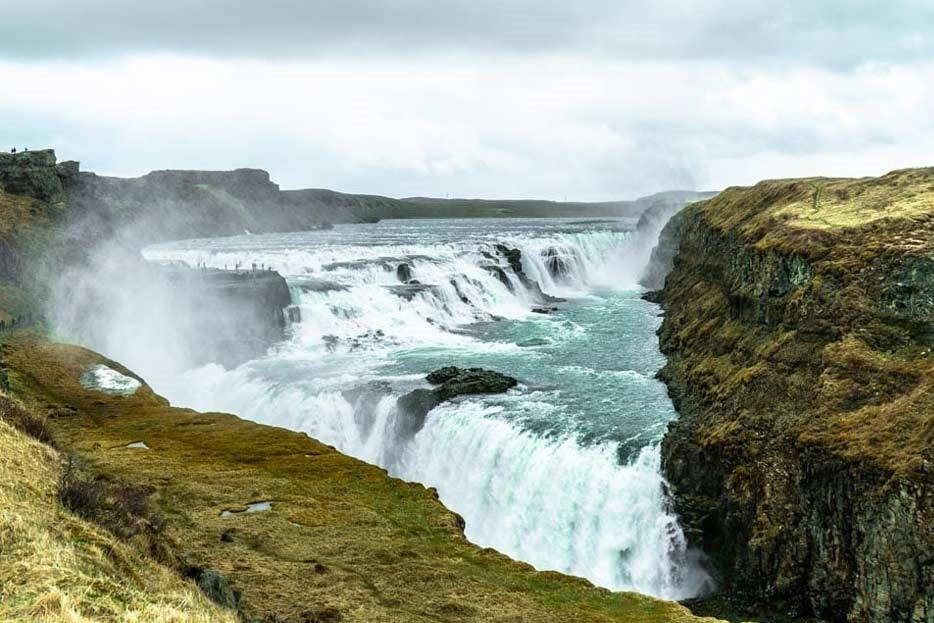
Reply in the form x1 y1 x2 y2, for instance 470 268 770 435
138 218 711 599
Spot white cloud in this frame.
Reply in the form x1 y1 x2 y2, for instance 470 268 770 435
2 53 933 200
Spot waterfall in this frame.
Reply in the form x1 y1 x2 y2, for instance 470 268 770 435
139 218 712 599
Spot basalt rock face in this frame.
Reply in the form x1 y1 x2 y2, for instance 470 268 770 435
0 150 70 204
654 170 934 622
149 265 293 368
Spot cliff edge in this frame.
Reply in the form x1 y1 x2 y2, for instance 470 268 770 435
654 168 933 622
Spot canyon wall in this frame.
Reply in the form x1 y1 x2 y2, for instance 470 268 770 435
653 170 933 622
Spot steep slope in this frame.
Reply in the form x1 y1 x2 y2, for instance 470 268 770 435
653 169 934 622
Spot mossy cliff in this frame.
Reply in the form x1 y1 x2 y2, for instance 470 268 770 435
652 169 934 622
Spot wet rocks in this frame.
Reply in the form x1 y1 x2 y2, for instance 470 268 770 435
494 244 523 274
482 244 564 305
542 247 572 279
395 367 518 438
396 262 414 283
425 366 518 399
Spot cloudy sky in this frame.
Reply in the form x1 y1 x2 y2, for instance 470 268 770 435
2 1 933 200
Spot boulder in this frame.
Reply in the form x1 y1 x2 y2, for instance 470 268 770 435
184 566 240 610
395 367 518 438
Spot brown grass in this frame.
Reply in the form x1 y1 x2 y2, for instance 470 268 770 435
0 404 239 623
0 390 55 446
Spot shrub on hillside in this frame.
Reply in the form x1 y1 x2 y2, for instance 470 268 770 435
59 456 172 562
0 392 55 446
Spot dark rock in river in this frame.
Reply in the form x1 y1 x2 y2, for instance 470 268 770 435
542 247 572 279
430 367 517 400
395 367 518 438
384 283 439 301
483 244 565 305
494 244 523 274
396 262 414 283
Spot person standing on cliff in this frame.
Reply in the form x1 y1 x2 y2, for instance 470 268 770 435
10 147 15 153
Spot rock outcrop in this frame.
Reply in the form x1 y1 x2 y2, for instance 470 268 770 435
0 149 70 203
63 166 379 246
481 244 563 305
654 169 934 622
155 266 292 368
0 150 409 257
396 367 518 437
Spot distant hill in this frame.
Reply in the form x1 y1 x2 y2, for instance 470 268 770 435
390 191 716 219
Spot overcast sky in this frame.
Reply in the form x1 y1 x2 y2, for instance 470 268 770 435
3 1 933 200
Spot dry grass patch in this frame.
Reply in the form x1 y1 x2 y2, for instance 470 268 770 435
0 398 239 623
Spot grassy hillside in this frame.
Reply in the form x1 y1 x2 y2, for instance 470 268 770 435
1 337 719 623
0 392 238 623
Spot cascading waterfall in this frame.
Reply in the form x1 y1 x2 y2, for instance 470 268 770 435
142 218 712 600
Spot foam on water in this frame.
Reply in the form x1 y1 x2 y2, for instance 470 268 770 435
142 218 711 599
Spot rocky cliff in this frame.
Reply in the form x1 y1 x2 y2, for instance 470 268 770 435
653 169 933 622
62 164 386 246
152 266 292 368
